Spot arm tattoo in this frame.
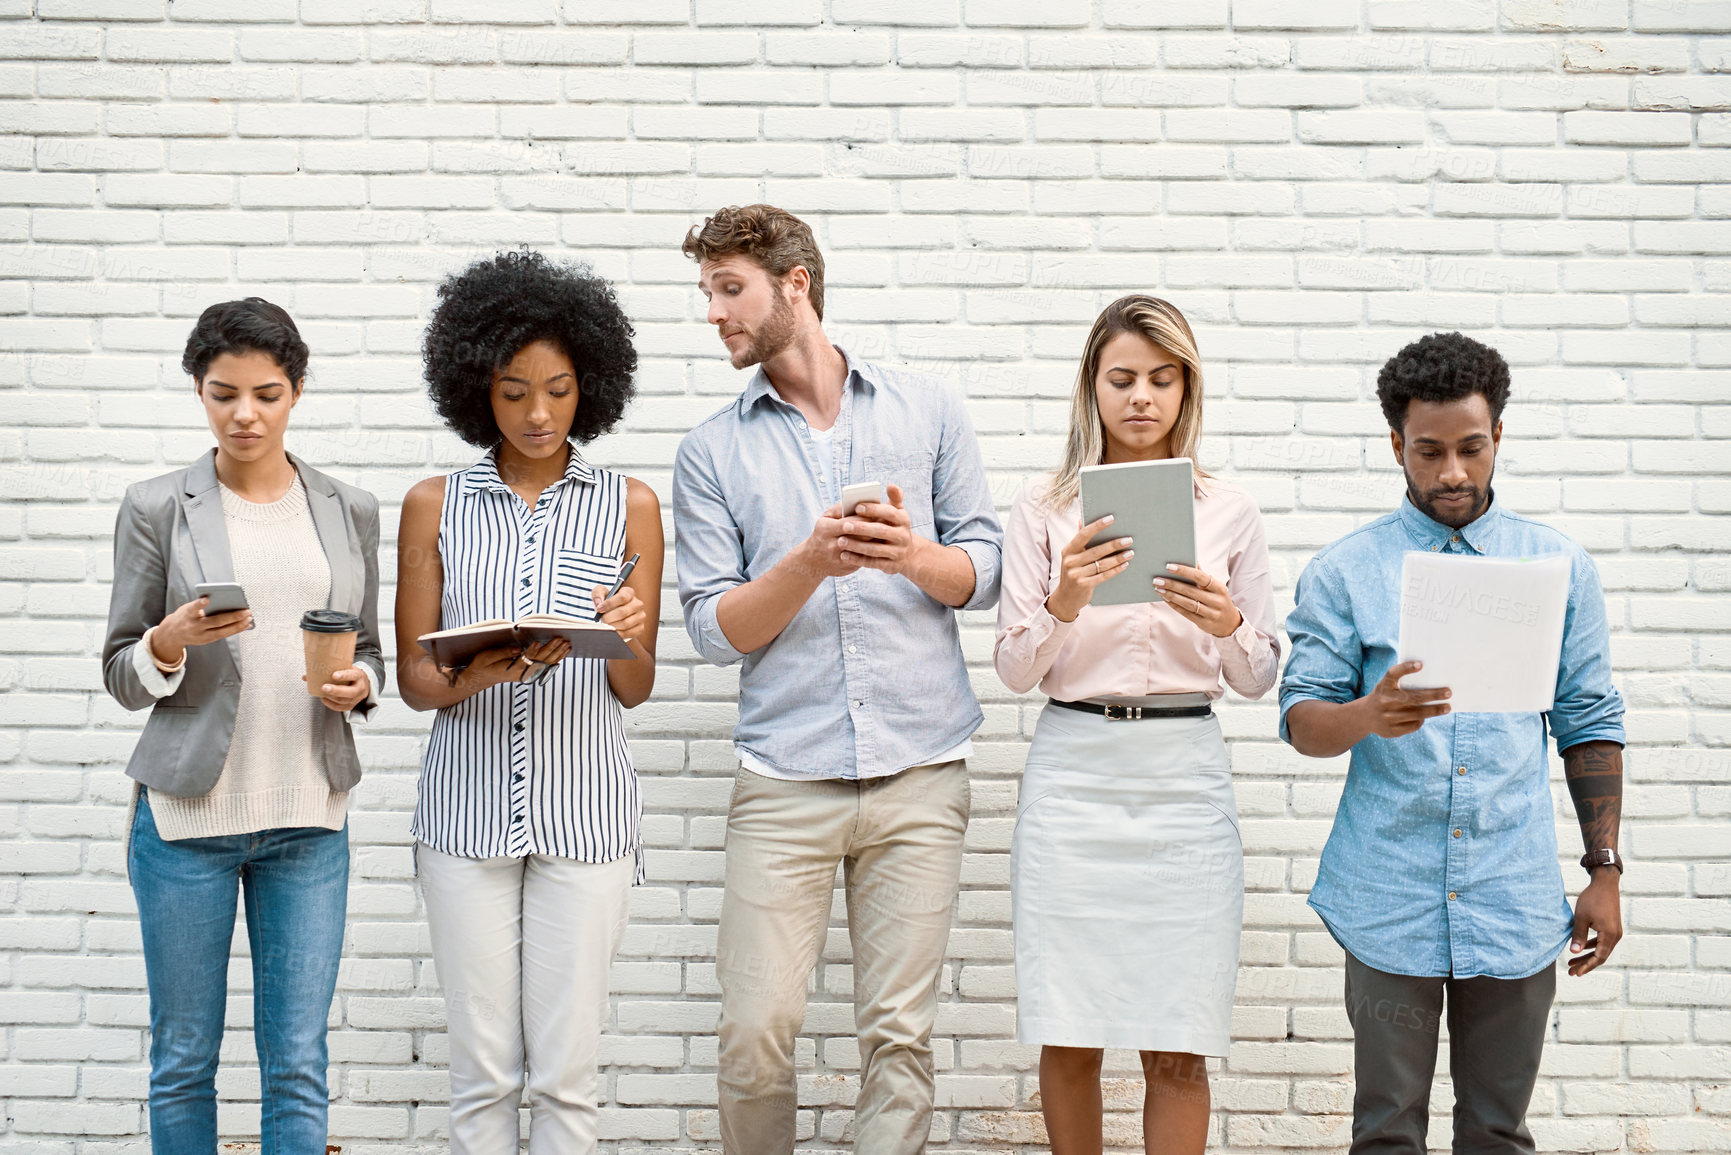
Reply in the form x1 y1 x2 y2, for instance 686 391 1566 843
1563 740 1622 854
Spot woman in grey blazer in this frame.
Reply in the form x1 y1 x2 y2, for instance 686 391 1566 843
101 298 384 1155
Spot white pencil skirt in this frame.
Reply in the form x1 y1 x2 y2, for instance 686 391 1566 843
1012 702 1243 1055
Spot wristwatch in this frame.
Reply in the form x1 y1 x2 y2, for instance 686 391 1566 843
1581 849 1624 875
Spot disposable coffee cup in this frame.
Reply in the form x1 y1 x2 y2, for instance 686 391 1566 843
301 609 362 697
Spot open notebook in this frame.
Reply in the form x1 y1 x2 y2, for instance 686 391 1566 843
418 614 635 669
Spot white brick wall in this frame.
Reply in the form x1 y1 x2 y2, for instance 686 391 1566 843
1 1 1728 1150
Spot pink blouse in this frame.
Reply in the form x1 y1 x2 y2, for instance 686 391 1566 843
993 473 1281 702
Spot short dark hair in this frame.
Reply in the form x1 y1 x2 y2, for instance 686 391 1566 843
182 297 308 386
1376 331 1511 432
422 250 637 448
682 204 825 320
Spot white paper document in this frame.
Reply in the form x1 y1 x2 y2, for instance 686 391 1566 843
1396 552 1572 714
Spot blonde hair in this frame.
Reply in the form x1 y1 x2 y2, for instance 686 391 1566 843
1044 294 1210 511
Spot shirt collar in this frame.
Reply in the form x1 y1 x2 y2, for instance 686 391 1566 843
1397 488 1502 554
462 445 595 496
736 344 876 416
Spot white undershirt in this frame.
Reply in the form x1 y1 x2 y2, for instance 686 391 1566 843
808 421 836 488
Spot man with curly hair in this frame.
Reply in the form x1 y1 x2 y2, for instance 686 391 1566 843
1280 332 1627 1154
672 204 1002 1153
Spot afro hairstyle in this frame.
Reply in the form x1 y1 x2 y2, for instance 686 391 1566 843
422 250 637 448
1376 331 1511 433
183 297 308 387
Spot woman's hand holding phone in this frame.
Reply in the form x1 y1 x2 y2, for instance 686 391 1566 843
149 596 254 667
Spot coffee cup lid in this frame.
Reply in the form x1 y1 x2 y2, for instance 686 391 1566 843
301 609 362 634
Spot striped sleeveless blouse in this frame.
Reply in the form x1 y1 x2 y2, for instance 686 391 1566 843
412 448 641 879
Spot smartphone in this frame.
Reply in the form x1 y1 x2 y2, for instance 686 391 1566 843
839 480 887 518
194 581 249 615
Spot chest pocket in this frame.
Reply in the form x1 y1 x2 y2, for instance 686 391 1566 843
551 549 620 621
1476 786 1535 835
863 451 937 530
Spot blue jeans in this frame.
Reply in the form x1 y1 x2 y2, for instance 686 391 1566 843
128 792 349 1155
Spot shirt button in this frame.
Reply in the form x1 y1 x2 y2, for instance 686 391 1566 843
513 722 524 733
521 577 531 588
1448 891 1457 900
848 645 857 654
1451 534 1461 543
854 700 864 708
1457 767 1466 775
512 772 524 782
1453 829 1462 838
1431 544 1441 552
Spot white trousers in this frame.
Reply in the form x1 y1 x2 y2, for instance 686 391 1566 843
417 843 634 1155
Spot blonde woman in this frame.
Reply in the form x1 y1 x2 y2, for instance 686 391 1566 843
994 296 1280 1155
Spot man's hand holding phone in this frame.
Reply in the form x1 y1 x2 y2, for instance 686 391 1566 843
801 505 866 580
837 483 925 578
799 481 896 580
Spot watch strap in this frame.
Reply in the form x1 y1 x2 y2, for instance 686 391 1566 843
1581 848 1624 874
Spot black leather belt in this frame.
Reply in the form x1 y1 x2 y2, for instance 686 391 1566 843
1048 698 1213 721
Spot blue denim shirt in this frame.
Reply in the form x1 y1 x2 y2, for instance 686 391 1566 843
1279 494 1625 979
672 347 1003 779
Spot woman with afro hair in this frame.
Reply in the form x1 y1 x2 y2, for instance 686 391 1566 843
395 251 661 1154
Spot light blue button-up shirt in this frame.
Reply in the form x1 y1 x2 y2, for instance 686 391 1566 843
672 347 1003 780
1279 494 1625 979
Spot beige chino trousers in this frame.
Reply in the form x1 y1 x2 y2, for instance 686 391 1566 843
715 760 969 1155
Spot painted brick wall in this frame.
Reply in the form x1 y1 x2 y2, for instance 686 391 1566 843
1 1 1729 1150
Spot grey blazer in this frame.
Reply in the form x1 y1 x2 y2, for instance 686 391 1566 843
102 451 386 798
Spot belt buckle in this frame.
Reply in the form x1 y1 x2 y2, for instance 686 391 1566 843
1103 704 1143 721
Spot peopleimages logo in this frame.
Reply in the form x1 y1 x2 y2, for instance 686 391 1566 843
1401 571 1543 628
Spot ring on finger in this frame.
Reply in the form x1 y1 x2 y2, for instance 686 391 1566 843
1093 559 1101 575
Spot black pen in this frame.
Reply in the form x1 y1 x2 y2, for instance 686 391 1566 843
527 553 642 687
606 553 642 599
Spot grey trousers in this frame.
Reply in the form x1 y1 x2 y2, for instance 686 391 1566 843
1344 950 1557 1155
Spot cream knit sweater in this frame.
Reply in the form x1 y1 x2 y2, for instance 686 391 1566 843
149 475 349 840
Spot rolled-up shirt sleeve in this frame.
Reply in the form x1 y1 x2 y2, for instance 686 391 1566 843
1547 547 1626 752
1217 500 1281 700
1279 554 1364 743
130 625 187 699
993 482 1074 694
344 663 380 727
672 430 748 668
933 386 1003 613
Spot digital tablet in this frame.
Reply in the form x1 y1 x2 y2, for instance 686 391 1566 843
1079 458 1198 607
